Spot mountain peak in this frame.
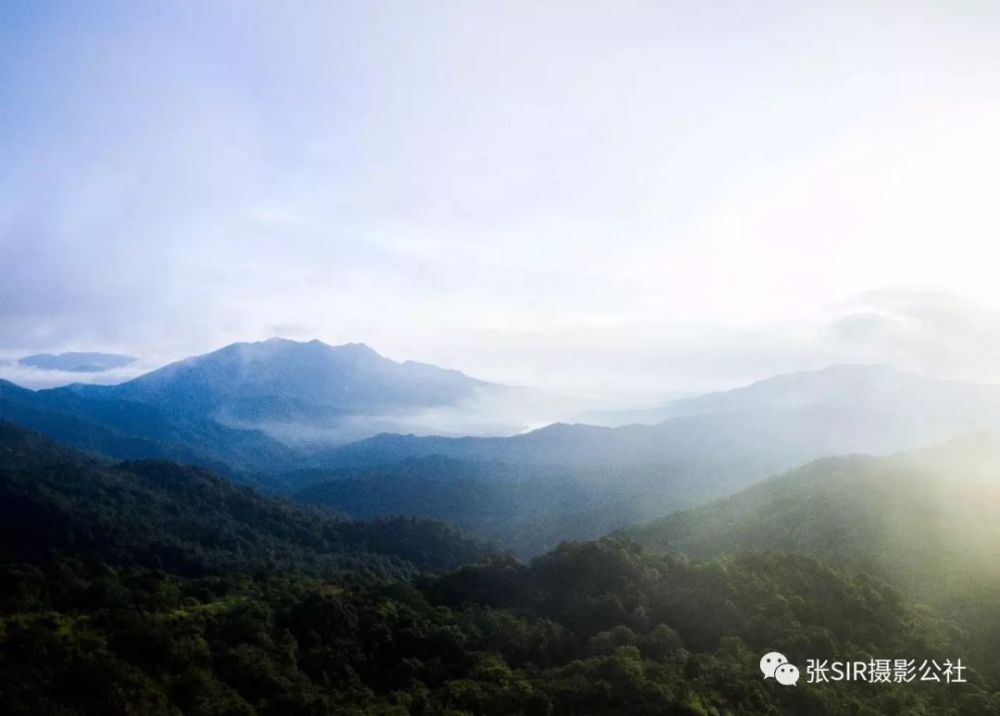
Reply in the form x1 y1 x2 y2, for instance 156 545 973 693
658 362 987 420
65 337 500 446
257 337 377 355
807 362 899 376
333 341 379 356
745 363 907 387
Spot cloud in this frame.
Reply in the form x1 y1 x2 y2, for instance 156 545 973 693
0 359 148 390
5 3 1000 399
827 289 1000 381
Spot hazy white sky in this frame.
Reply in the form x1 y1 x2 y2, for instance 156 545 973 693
3 1 1000 399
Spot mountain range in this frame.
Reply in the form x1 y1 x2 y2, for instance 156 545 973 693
4 352 1000 708
66 338 511 444
7 341 1000 553
0 339 519 472
8 420 995 715
323 363 1000 469
304 365 1000 552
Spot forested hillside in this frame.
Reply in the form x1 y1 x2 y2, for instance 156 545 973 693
0 378 295 473
1 422 997 714
0 421 496 578
292 458 701 556
624 433 1000 601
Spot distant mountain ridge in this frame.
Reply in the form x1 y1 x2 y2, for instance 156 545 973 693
66 338 494 429
319 364 1000 472
0 338 531 472
657 363 1000 419
5 346 1000 527
284 365 1000 552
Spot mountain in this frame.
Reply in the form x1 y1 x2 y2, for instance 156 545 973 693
80 339 489 417
284 366 1000 558
0 422 1000 716
0 378 297 473
623 432 1000 600
318 364 1000 483
9 354 1000 555
657 363 1000 423
4 419 1000 715
19 351 137 372
0 339 523 473
62 338 519 445
0 420 497 577
292 457 704 557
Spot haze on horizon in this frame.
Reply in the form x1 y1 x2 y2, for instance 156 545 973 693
3 1 1000 401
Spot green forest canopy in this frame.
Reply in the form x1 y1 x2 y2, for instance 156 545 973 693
1 421 998 715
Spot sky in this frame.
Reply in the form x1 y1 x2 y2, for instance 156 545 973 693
3 1 1000 401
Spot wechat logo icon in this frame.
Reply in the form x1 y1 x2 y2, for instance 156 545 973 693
761 652 800 686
